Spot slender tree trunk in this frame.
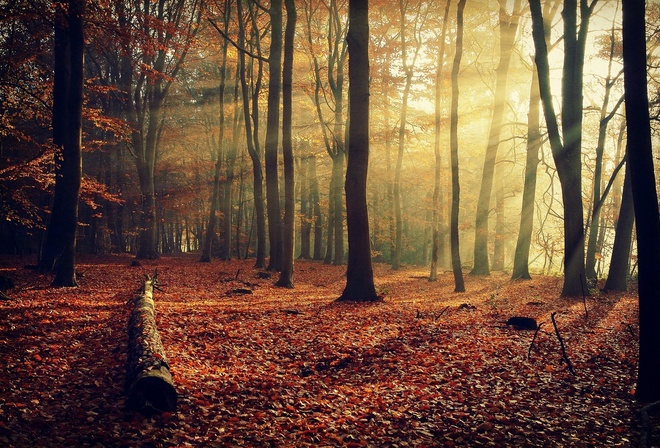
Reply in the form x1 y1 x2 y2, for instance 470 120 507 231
430 0 451 282
472 0 520 275
331 152 345 265
449 0 466 293
622 0 660 402
237 0 266 268
604 164 634 291
338 0 378 303
276 0 297 288
265 0 283 272
512 59 541 280
201 8 230 262
310 155 324 260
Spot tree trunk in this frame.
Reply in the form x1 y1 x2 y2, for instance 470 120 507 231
622 0 660 402
40 0 84 287
201 8 231 263
512 58 541 280
449 0 466 293
604 164 633 291
337 0 379 303
126 277 177 414
237 0 266 268
298 154 312 259
310 155 324 260
331 152 345 265
276 0 297 288
265 0 283 272
529 0 592 296
430 0 451 282
472 0 521 276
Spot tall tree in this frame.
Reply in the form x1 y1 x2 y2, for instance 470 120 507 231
39 0 85 286
236 0 267 268
429 0 451 281
265 0 284 271
528 0 596 296
585 17 624 282
391 0 429 270
471 0 521 275
449 0 466 293
622 0 660 402
337 0 379 302
201 1 231 263
276 0 297 288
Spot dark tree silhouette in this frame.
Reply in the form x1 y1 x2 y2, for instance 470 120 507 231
40 0 85 286
622 0 660 402
337 0 379 303
276 0 297 288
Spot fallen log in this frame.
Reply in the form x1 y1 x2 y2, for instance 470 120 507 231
126 274 177 414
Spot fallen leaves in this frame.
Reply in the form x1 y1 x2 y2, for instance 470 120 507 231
0 254 644 446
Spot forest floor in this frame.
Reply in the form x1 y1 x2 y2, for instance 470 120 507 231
0 254 646 447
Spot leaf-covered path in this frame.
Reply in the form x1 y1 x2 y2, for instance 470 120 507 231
0 254 641 446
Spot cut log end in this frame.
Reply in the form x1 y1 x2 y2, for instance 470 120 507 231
127 367 177 414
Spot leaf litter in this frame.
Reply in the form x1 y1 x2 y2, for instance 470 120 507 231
0 254 642 446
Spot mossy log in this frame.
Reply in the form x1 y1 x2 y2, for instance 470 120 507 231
126 276 177 414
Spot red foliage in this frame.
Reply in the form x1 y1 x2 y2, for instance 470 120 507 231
0 255 642 446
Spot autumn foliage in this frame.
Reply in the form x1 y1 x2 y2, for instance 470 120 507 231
0 255 641 446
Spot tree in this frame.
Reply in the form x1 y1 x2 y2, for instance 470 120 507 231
236 0 267 268
621 0 660 402
512 1 559 280
337 0 379 303
391 0 430 270
471 0 521 276
119 0 203 259
603 163 634 291
303 0 348 266
275 0 297 288
529 0 596 296
39 0 85 286
265 0 284 272
449 0 466 293
201 1 232 263
429 0 452 282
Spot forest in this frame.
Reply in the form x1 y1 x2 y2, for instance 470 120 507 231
2 0 660 446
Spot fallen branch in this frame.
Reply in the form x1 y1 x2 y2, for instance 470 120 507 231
126 273 177 414
551 312 576 376
527 322 544 359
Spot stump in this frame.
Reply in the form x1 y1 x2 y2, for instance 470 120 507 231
126 276 177 414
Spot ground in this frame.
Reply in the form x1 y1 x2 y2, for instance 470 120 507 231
0 254 645 447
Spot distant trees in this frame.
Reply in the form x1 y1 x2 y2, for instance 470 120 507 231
0 0 649 302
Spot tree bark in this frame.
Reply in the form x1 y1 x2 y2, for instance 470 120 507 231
512 58 541 280
529 0 593 296
337 0 379 303
604 164 634 291
472 0 521 276
622 0 660 403
40 0 85 287
449 0 466 293
430 0 451 282
276 0 297 288
126 277 177 414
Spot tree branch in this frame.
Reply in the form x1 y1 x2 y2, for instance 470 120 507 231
208 18 268 63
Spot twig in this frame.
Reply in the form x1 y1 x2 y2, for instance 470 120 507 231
435 305 451 320
580 274 588 321
528 322 544 359
551 312 576 376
